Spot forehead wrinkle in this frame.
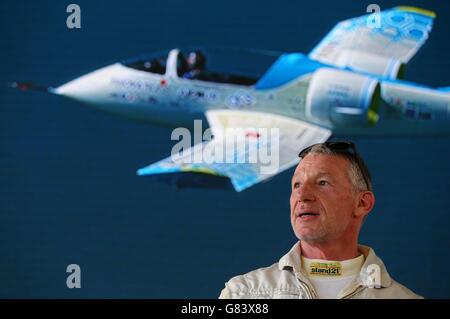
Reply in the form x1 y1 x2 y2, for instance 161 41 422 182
292 170 333 181
293 155 348 183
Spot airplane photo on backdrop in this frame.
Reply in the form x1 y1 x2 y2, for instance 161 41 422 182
11 6 450 191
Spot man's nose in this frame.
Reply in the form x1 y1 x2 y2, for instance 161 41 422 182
295 183 315 202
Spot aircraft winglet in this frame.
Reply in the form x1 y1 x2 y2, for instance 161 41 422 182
396 6 436 18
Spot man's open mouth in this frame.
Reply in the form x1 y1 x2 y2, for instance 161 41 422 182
298 212 319 217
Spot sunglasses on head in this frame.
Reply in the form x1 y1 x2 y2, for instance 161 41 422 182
298 141 370 191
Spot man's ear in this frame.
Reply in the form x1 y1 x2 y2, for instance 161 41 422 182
354 191 375 218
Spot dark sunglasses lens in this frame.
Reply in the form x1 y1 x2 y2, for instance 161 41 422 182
298 145 313 158
326 142 353 150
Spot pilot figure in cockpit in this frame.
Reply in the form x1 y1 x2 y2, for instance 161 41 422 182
183 50 206 80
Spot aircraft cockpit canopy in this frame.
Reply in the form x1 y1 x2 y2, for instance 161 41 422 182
121 47 279 86
121 51 168 75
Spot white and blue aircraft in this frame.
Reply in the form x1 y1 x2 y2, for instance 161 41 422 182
11 6 450 191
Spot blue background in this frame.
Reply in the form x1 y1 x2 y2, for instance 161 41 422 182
1 0 449 298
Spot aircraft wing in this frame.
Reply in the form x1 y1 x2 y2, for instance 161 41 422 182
137 110 331 192
309 6 436 78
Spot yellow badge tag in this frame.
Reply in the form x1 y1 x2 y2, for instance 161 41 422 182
309 262 342 276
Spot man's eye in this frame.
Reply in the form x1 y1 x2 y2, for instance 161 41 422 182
318 180 328 186
293 182 300 189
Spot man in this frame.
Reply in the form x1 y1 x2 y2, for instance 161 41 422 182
219 141 422 299
183 50 206 80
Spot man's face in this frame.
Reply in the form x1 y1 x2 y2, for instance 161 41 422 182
187 52 197 67
290 153 359 243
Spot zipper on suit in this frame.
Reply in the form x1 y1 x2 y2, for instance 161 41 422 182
294 273 317 299
341 285 365 299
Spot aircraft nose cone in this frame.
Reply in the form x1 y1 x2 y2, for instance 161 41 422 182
54 76 95 98
53 64 119 102
54 72 104 100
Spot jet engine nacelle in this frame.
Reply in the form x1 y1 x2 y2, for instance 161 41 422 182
336 49 405 79
305 68 381 128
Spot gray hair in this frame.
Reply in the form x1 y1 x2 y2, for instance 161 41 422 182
305 144 372 192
